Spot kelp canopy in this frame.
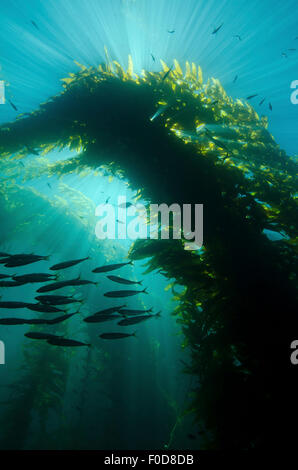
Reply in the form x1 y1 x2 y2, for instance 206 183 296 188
0 54 297 449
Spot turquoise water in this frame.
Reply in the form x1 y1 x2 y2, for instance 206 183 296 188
1 0 297 154
0 0 297 450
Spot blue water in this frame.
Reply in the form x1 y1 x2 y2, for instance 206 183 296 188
0 0 297 451
1 0 297 154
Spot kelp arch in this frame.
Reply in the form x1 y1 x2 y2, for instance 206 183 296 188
0 53 297 449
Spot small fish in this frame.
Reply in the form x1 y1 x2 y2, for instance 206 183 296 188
104 288 148 298
92 305 127 315
92 261 133 273
118 202 134 209
259 98 265 106
25 332 62 340
281 52 287 58
36 279 73 293
25 145 39 155
288 48 296 51
99 332 136 340
36 276 94 293
233 35 242 41
269 102 272 111
118 312 160 326
0 318 26 325
69 279 97 287
47 337 90 347
2 253 46 261
4 261 37 268
105 196 111 204
47 182 52 189
0 280 25 287
167 30 175 34
25 318 52 325
116 219 125 224
50 256 89 271
0 317 50 325
233 75 238 83
4 254 48 267
107 275 142 286
84 314 121 323
12 273 56 283
198 125 208 136
151 53 155 62
204 128 230 154
246 94 258 100
47 313 77 325
35 294 83 305
26 303 64 313
119 307 153 316
31 20 39 30
212 23 223 34
162 66 173 81
150 104 168 122
19 161 25 167
0 274 12 279
8 99 18 111
0 301 30 309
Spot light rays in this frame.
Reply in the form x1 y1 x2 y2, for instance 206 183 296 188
0 0 297 153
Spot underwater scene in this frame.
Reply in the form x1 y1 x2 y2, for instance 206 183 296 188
0 0 297 453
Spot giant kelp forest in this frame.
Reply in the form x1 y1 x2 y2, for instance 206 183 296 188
0 54 297 449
